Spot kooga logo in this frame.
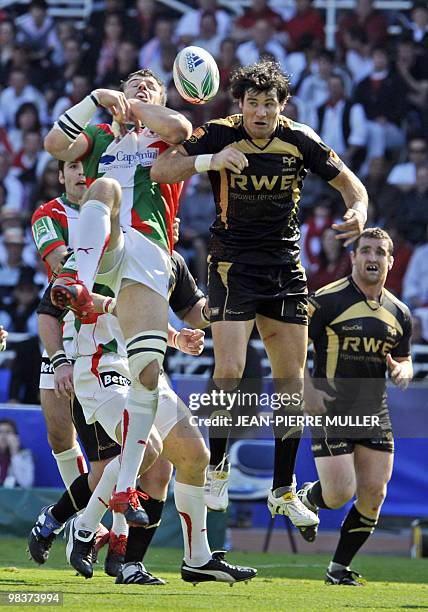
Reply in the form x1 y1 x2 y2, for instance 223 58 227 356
99 154 116 165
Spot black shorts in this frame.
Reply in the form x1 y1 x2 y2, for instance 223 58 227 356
208 260 308 324
311 430 395 457
71 396 121 463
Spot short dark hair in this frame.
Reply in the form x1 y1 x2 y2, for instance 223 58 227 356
58 160 65 174
229 61 291 104
0 418 18 434
353 227 394 255
122 69 167 105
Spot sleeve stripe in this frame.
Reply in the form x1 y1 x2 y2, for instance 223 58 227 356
64 112 84 132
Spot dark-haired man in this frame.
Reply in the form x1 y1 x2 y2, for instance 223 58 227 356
151 60 368 534
300 227 413 585
43 70 195 530
31 159 88 488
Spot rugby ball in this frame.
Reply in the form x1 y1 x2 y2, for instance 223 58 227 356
173 46 219 105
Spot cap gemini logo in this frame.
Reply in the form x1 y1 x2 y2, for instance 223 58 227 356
99 154 115 165
33 216 57 247
99 150 159 169
100 371 131 388
185 51 204 72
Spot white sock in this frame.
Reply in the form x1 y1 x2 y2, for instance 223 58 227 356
174 481 212 567
53 444 87 488
116 385 158 493
79 457 120 533
111 511 128 537
76 200 111 291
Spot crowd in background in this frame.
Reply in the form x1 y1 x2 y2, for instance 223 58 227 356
0 0 428 404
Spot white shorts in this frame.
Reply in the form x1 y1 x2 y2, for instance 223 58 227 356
73 353 189 443
97 227 171 301
39 314 76 390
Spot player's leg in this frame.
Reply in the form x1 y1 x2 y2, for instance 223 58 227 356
325 444 394 586
39 361 87 487
206 318 254 511
109 283 168 522
256 314 318 530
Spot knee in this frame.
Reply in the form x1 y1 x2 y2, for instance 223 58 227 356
140 428 163 473
47 428 75 454
214 360 245 385
139 360 161 390
324 484 355 509
358 482 387 514
88 458 113 489
178 442 210 475
84 177 121 210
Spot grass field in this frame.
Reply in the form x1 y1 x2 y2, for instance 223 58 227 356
0 538 427 611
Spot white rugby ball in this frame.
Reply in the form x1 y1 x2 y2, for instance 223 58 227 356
173 46 219 105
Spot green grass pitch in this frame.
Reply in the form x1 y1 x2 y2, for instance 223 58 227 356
0 538 427 611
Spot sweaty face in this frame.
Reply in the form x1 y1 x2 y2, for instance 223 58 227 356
61 161 86 203
351 238 392 286
123 75 164 105
240 88 283 140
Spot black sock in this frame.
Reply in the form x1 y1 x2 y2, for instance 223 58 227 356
124 490 165 563
307 480 331 509
51 473 92 524
272 436 301 490
332 504 378 567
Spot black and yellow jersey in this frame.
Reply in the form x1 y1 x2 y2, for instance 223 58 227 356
182 115 343 266
308 276 412 413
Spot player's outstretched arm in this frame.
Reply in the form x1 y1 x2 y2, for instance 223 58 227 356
328 164 368 246
151 144 248 183
45 89 130 161
127 99 192 144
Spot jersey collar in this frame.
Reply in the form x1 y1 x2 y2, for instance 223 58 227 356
60 193 80 211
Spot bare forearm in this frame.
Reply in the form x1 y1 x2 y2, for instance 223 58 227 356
131 101 192 144
329 165 368 210
151 147 199 183
182 298 210 329
38 314 64 357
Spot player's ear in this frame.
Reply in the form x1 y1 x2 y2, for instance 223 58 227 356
58 171 65 185
388 255 394 271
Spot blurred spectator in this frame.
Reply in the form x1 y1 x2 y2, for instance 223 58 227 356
342 26 373 85
298 50 350 117
405 0 428 48
353 46 407 154
233 0 284 42
387 136 428 191
394 38 428 131
402 223 428 307
11 130 42 200
300 201 333 272
237 19 287 68
15 0 59 63
54 37 91 89
0 68 48 129
31 157 61 210
0 20 16 87
308 74 368 171
0 418 34 488
285 32 321 90
0 229 35 300
7 102 41 154
364 157 401 223
0 267 41 404
85 0 131 47
138 18 175 72
211 38 239 117
0 152 25 210
307 227 352 292
411 314 428 343
177 173 216 288
193 11 224 59
283 0 324 52
383 224 414 297
175 0 231 47
51 74 92 125
91 12 124 84
338 0 388 50
100 41 139 89
128 0 173 46
153 44 178 88
397 164 428 244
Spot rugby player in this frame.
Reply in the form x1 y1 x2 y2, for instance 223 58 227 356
150 61 368 530
44 70 192 523
29 251 257 585
299 228 413 585
31 160 88 486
